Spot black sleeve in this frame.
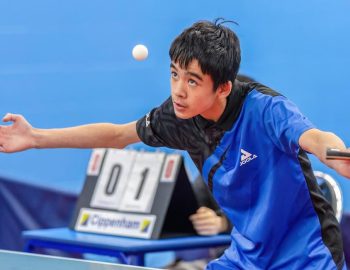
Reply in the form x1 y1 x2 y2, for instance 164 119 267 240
136 97 196 150
192 175 233 233
192 175 220 210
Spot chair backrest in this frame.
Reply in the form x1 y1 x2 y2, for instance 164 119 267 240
314 171 343 222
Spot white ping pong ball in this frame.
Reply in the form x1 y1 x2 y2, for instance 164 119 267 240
132 44 148 61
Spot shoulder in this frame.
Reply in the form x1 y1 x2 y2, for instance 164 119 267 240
136 97 199 149
248 82 282 97
238 82 283 114
244 82 300 113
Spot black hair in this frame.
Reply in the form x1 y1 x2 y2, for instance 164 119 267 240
169 18 241 91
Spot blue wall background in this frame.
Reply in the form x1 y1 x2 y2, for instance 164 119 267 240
0 0 350 209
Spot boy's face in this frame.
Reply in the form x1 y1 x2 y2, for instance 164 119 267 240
170 60 226 121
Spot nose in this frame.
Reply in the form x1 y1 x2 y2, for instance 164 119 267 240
172 80 187 98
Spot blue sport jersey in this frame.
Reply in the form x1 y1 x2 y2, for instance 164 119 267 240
136 81 345 270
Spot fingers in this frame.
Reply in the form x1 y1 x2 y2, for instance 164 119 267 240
332 160 350 178
2 113 11 122
193 222 219 235
2 113 20 123
192 216 223 235
190 212 216 223
189 207 216 222
197 206 209 213
189 207 222 235
337 162 350 178
192 218 217 228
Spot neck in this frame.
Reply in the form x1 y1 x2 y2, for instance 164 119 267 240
201 96 228 122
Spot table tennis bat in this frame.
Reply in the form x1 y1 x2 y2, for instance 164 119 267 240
326 148 350 160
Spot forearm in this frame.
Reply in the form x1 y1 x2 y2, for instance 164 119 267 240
33 122 139 149
300 128 346 165
220 216 233 233
214 209 232 233
218 216 229 233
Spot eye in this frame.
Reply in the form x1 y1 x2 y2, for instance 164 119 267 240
188 79 197 86
171 71 178 79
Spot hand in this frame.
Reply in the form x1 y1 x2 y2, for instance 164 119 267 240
325 149 350 179
299 129 350 179
189 206 228 236
0 113 35 153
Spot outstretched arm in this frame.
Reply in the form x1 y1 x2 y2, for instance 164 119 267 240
299 128 350 178
0 113 140 153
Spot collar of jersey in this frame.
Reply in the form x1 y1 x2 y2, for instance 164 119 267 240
194 80 253 131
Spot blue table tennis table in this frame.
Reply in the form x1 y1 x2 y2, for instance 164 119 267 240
22 227 231 266
1 249 159 270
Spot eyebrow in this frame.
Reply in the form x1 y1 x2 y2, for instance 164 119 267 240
170 63 203 82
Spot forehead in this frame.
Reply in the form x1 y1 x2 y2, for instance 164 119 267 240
171 59 211 80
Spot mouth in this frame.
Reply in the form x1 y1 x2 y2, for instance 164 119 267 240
173 100 187 111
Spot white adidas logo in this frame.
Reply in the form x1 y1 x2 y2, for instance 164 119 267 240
240 149 257 166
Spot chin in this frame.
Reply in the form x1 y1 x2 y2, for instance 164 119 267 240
174 111 193 120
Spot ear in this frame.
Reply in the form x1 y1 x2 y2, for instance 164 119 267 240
217 81 232 98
